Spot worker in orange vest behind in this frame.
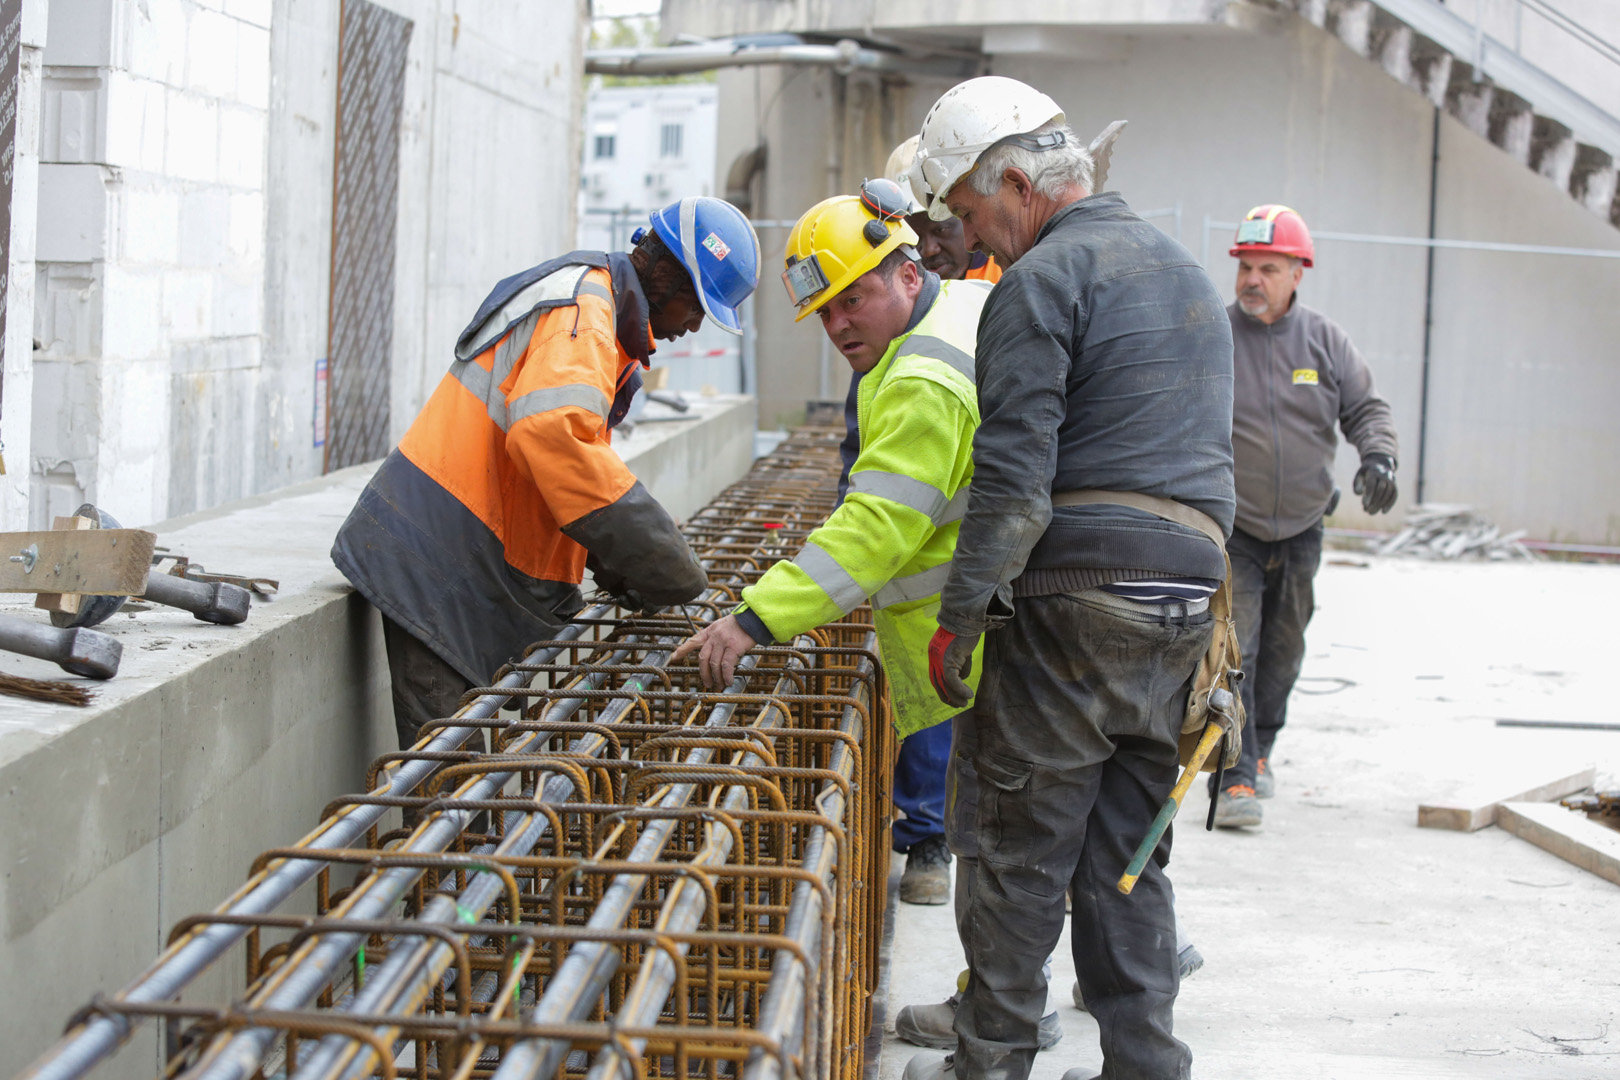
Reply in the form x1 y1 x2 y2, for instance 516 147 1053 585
334 197 762 748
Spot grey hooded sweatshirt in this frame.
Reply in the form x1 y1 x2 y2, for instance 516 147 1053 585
1229 298 1398 542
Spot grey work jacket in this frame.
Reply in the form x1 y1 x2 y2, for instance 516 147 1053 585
1229 299 1398 542
938 193 1236 637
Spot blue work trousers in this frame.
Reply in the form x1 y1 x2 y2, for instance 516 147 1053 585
892 717 952 853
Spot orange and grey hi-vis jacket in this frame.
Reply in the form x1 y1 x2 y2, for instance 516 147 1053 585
332 251 705 684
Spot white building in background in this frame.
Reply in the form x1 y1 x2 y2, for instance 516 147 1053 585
578 82 744 397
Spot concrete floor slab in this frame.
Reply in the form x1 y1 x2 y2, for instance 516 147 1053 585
880 554 1620 1079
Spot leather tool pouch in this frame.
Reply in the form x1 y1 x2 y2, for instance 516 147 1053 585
1049 490 1245 772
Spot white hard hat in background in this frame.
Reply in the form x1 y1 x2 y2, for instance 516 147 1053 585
915 75 1066 221
883 134 927 215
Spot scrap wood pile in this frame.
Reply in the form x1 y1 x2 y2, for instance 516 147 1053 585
1378 504 1538 561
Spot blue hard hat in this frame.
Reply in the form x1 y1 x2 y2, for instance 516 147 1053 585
646 197 760 336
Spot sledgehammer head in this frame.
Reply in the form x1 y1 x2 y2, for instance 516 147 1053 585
62 626 123 680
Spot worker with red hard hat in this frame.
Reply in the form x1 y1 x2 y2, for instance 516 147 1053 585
1214 203 1399 829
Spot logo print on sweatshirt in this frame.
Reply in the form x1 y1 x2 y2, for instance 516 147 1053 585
1292 369 1319 386
703 233 731 260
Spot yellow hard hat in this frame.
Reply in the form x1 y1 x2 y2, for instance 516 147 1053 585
780 179 920 321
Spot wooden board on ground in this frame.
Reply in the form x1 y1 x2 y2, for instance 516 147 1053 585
1417 766 1595 831
1497 801 1620 888
0 528 157 595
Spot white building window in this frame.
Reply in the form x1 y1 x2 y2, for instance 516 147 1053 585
660 122 683 159
594 133 616 159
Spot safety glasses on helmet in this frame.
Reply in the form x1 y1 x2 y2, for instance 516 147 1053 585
780 179 911 309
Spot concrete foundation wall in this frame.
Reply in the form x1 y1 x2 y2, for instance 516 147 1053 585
698 7 1620 539
0 396 755 1075
24 0 587 531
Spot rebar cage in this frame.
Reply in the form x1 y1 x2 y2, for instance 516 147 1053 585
25 426 895 1080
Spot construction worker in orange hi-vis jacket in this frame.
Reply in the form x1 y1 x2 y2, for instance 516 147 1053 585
333 197 762 749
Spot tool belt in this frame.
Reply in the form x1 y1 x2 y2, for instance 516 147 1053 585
1050 490 1245 772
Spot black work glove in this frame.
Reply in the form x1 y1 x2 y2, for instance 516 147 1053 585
928 627 980 708
586 553 657 613
1353 453 1398 515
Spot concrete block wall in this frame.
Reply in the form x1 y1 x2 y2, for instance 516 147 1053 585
34 0 273 528
21 0 587 531
0 1 46 531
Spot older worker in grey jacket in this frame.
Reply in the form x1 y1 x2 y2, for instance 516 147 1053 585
1214 204 1399 830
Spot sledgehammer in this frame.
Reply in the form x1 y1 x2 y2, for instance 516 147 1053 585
0 614 122 679
1117 691 1235 896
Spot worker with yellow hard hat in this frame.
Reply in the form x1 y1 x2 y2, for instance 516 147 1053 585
674 178 990 897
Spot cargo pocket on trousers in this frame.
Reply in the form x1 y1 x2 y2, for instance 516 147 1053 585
974 751 1035 867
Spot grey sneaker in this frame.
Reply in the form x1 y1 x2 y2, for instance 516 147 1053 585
899 836 952 905
895 992 1062 1049
1254 757 1274 799
1072 944 1205 1011
1214 784 1262 829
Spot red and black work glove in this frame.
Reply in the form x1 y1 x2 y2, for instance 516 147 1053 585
928 627 980 708
1353 452 1398 515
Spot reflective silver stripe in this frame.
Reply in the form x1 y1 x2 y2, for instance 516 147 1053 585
577 279 613 306
487 310 538 388
872 562 951 609
847 470 971 527
901 333 975 380
456 265 592 360
450 312 605 431
679 196 704 309
508 383 609 426
793 541 868 612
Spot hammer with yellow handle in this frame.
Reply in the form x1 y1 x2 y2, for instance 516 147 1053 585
1117 688 1236 895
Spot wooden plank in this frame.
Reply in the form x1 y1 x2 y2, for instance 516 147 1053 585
0 529 157 595
34 515 96 615
1497 801 1620 888
1417 765 1595 831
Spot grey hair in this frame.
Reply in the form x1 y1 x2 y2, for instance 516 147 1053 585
966 121 1094 199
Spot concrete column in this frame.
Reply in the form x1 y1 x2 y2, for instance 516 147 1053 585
1 1 45 530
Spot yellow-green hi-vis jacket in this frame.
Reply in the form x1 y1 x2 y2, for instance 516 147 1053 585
735 278 989 737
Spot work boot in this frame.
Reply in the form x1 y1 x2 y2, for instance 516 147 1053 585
1072 944 1205 1011
899 836 952 905
895 992 1063 1050
902 1052 954 1080
1254 756 1275 799
1214 784 1262 828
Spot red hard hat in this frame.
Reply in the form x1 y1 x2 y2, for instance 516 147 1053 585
1229 204 1314 267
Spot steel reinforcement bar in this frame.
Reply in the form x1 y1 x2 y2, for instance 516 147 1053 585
19 425 894 1080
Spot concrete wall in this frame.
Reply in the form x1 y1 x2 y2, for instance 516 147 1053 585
0 0 46 531
0 395 757 1076
682 3 1620 540
25 0 587 531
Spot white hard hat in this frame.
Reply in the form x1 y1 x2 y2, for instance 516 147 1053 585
883 134 927 215
915 76 1066 221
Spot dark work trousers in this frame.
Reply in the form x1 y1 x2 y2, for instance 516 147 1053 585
1222 521 1324 791
893 718 952 852
954 590 1210 1080
381 615 475 750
